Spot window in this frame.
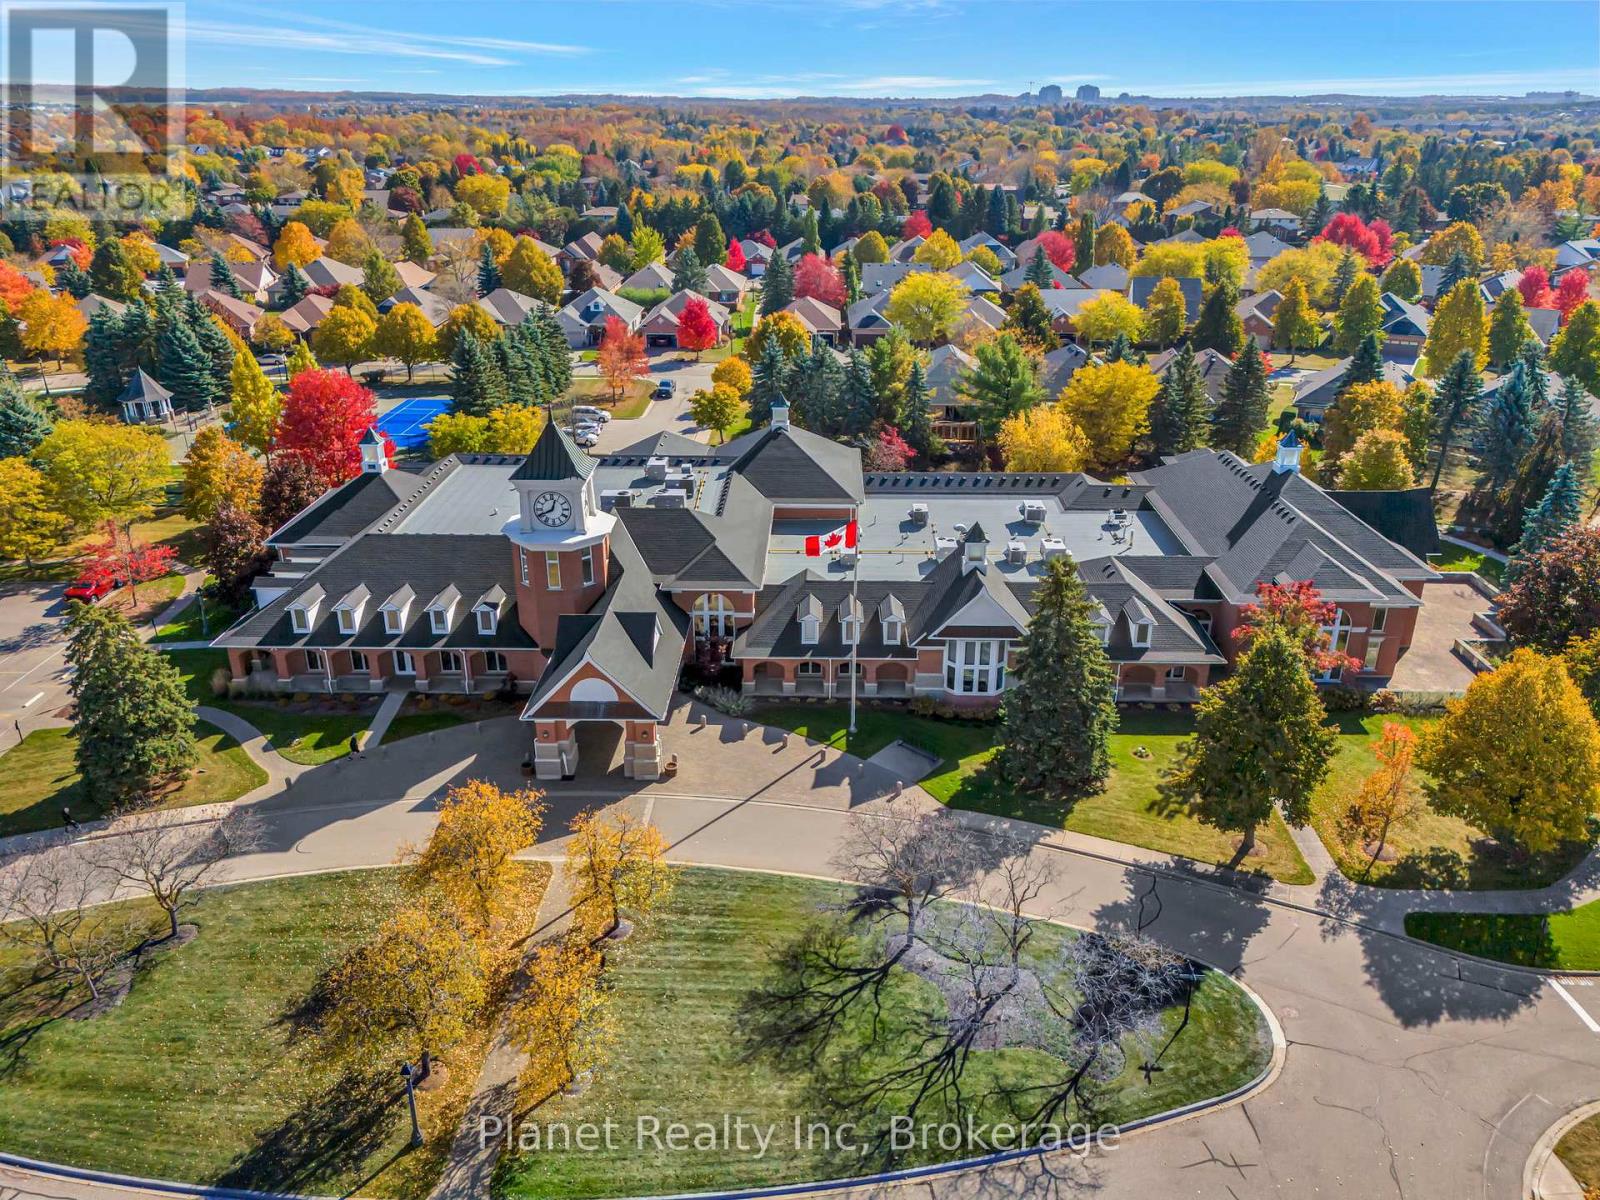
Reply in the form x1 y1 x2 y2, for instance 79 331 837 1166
944 639 1006 695
439 650 463 673
1363 638 1383 671
581 547 595 587
1370 607 1388 633
1132 620 1153 648
429 608 449 635
796 661 824 677
841 617 859 646
545 551 562 590
1180 607 1214 636
839 661 863 676
337 608 357 635
692 593 734 640
350 650 369 673
476 606 498 635
304 649 325 671
383 608 403 635
1165 666 1186 682
1317 608 1353 683
519 547 529 586
883 618 902 645
799 616 820 645
1094 621 1111 646
393 651 416 675
291 607 311 634
484 651 508 673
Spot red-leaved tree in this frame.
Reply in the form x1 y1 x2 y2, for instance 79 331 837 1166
750 229 776 249
1318 213 1393 267
865 425 914 471
1517 265 1555 310
453 152 482 177
1555 270 1591 323
793 253 846 308
676 297 720 358
78 521 178 605
1219 226 1243 239
725 237 747 273
0 261 35 308
1034 230 1076 272
596 315 649 400
274 368 383 488
902 210 933 239
1236 580 1362 677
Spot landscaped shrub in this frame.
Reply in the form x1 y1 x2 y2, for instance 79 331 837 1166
693 684 749 717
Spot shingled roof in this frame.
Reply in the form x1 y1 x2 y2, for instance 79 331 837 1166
512 421 596 482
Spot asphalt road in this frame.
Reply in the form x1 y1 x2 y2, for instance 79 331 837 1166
0 582 73 739
588 355 717 453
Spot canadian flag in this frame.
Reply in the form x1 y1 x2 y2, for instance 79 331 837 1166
804 521 859 557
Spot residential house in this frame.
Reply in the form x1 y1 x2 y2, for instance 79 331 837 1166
1039 288 1119 340
1130 276 1203 320
385 287 452 327
201 291 265 341
280 294 336 337
888 235 926 264
958 232 1018 271
846 293 894 347
639 291 731 349
558 232 605 274
703 263 751 307
998 260 1078 292
1242 230 1293 268
393 261 437 291
1526 307 1561 346
1293 358 1415 423
620 262 676 293
1074 263 1131 291
1553 239 1600 271
1249 209 1302 235
1038 342 1091 397
555 288 644 348
477 287 540 328
1150 346 1234 406
1236 289 1282 350
861 261 930 296
299 257 364 292
947 260 1001 297
1378 293 1431 363
737 239 773 277
783 297 845 346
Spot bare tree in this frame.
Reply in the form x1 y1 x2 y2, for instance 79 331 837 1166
92 811 265 942
833 796 982 943
0 848 126 1003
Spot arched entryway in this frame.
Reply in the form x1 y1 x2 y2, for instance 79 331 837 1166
751 661 786 697
875 662 910 699
692 593 735 640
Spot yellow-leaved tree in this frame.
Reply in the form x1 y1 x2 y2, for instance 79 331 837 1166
1057 360 1159 470
272 220 319 271
508 933 615 1103
564 808 675 940
228 351 281 456
999 405 1090 472
182 426 264 522
884 272 968 345
1421 280 1488 376
1419 649 1600 856
373 302 439 382
34 420 169 530
1339 721 1421 872
404 779 545 937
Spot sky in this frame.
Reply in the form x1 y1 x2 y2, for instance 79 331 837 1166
17 0 1600 99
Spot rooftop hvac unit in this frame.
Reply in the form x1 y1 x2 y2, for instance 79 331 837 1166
908 502 930 525
934 535 958 558
1041 537 1067 560
645 456 669 481
600 488 639 510
650 491 685 508
1021 500 1048 524
1005 540 1028 565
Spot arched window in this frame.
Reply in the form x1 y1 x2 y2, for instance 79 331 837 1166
692 593 734 640
1317 607 1353 682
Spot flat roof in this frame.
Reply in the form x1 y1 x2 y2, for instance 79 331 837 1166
391 463 520 535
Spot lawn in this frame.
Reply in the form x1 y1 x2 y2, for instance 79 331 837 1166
565 376 652 420
153 592 241 643
1558 1113 1600 1192
1405 899 1600 970
1428 546 1505 586
0 723 266 837
0 867 548 1198
162 649 375 766
750 705 1312 884
381 710 467 743
1308 713 1589 890
495 869 1271 1199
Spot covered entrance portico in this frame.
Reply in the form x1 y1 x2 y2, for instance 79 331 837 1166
528 712 664 781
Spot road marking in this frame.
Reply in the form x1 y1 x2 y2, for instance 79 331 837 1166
1550 979 1600 1033
20 692 42 708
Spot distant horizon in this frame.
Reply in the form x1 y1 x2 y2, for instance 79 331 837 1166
9 0 1598 101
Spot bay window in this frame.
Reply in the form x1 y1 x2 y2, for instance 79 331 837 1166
944 639 1006 695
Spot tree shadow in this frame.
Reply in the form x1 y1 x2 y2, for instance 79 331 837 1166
1089 864 1273 979
215 1065 406 1193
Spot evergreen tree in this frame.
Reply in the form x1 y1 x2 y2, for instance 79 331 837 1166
210 254 242 299
1507 461 1585 582
186 293 235 403
615 203 635 242
56 256 91 298
985 185 1008 236
747 333 789 427
477 242 502 296
449 329 508 416
82 307 129 410
999 555 1119 801
841 350 877 438
529 305 572 399
1329 250 1361 308
1480 363 1537 489
673 247 707 294
1212 339 1270 454
1191 280 1244 355
1429 348 1485 490
1439 248 1471 297
88 237 140 300
279 262 310 308
1487 288 1534 368
1072 213 1096 275
0 366 51 457
693 211 727 265
1160 623 1338 855
400 213 432 264
1559 375 1599 475
900 359 938 458
1003 283 1059 350
1519 338 1552 411
1104 331 1145 364
1272 275 1319 359
1307 189 1333 233
494 327 542 405
1333 272 1384 354
760 252 794 315
1024 246 1052 287
155 315 215 412
842 253 861 305
65 602 197 809
1492 413 1565 548
1148 343 1209 456
788 343 847 435
1339 331 1384 396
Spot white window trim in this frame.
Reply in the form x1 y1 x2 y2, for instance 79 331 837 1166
799 615 820 645
350 650 369 673
883 618 901 645
382 607 404 635
581 547 595 587
519 547 529 586
484 650 508 673
544 551 562 590
429 608 450 636
393 650 416 676
1131 620 1153 649
439 650 463 673
476 606 498 635
944 639 1006 695
1370 607 1388 633
304 648 325 671
291 608 311 634
841 617 860 646
336 608 357 636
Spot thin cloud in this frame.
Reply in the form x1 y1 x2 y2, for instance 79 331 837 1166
1112 67 1600 97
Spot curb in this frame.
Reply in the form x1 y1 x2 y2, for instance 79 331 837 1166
1523 1099 1600 1200
0 1151 339 1200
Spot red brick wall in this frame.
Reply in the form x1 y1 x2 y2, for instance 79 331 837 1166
512 539 609 648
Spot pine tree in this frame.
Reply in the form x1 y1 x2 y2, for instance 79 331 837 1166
842 254 861 306
56 256 91 298
65 602 197 809
0 366 51 457
155 315 215 412
1072 213 1096 276
187 294 235 404
1333 272 1385 354
1559 375 1599 475
693 211 727 266
82 307 129 411
1339 331 1384 397
900 359 938 457
1507 461 1585 582
747 333 789 428
1480 363 1537 489
1025 246 1052 287
362 249 402 305
1428 349 1484 490
279 262 310 308
1330 250 1360 307
788 343 847 435
759 252 793 315
210 254 243 299
529 305 572 399
673 247 707 294
1212 339 1269 454
1519 338 1553 411
1438 248 1471 297
841 350 877 439
1148 342 1209 456
1104 331 1140 363
1492 414 1565 548
494 328 542 405
1191 281 1244 356
449 330 509 417
999 555 1119 801
477 242 502 296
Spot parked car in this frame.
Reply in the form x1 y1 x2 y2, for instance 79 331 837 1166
653 379 676 399
571 405 612 423
572 430 600 448
65 575 124 602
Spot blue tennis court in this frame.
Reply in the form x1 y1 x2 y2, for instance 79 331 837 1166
375 397 451 450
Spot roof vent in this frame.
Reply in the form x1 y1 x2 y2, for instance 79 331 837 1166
1021 500 1047 523
934 535 958 558
908 502 929 525
650 491 685 508
601 488 638 510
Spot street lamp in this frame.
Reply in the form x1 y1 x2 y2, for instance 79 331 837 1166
399 1061 424 1148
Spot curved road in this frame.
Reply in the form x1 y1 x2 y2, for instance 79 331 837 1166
5 709 1599 1200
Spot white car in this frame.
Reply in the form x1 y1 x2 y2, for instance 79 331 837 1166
571 405 612 423
572 430 600 448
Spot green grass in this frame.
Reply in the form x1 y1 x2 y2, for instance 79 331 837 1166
1428 546 1505 586
566 376 652 420
496 868 1271 1199
1557 1113 1600 1192
0 723 266 837
1405 899 1600 970
0 868 546 1198
1309 713 1589 890
750 706 1312 884
161 649 374 766
153 594 241 643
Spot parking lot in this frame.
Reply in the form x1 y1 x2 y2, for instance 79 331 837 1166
0 583 74 742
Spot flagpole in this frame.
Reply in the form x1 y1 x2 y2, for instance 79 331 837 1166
849 522 859 735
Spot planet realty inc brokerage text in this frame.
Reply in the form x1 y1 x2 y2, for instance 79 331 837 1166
478 1114 1123 1158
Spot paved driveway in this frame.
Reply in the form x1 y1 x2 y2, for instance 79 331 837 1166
590 355 717 453
0 582 73 739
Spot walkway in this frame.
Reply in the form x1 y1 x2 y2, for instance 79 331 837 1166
6 698 1600 1200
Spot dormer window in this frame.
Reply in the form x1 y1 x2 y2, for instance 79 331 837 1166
384 608 403 635
291 606 312 634
380 586 413 636
337 608 357 635
800 616 819 645
884 618 901 645
476 607 497 635
425 586 460 637
333 586 368 636
841 617 859 645
1132 620 1153 648
430 608 449 635
288 585 323 635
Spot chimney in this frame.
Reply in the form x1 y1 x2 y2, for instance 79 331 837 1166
1273 430 1302 475
771 395 790 430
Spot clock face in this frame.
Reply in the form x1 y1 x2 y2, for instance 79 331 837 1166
533 491 572 528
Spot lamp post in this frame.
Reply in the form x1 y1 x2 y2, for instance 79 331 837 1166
399 1061 423 1148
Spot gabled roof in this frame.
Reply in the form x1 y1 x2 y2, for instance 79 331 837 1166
621 262 675 291
723 423 865 504
1074 263 1130 290
512 421 596 482
1130 275 1202 315
477 287 539 326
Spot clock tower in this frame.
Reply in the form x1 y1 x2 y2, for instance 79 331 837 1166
507 422 615 647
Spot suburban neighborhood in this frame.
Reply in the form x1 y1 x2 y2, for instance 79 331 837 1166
2 5 1600 1198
